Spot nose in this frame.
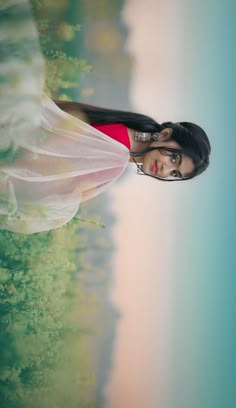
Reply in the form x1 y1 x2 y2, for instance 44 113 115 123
159 160 176 178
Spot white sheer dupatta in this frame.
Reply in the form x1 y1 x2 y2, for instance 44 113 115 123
0 1 129 234
0 96 129 234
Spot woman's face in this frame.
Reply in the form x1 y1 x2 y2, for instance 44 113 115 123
141 129 195 180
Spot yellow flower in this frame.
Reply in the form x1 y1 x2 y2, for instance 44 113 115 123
25 203 48 219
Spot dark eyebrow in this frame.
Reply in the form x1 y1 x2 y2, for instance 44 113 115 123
176 154 183 178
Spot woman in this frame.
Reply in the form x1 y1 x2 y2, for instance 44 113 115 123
53 100 210 181
0 1 210 234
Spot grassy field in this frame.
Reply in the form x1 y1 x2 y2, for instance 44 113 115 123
0 2 117 407
0 212 115 407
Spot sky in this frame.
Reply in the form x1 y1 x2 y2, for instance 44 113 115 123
104 1 235 408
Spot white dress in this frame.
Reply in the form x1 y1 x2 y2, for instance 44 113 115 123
0 0 129 234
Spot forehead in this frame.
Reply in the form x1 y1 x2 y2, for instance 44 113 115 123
180 155 195 177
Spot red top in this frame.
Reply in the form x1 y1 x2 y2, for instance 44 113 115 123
91 123 131 149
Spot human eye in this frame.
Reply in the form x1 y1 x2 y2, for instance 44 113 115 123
171 170 178 178
171 154 178 164
170 170 182 179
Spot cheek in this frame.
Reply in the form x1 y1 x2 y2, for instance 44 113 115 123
144 150 160 162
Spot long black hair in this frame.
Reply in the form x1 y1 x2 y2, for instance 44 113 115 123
53 99 211 181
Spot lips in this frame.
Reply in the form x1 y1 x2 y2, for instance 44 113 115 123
151 161 158 175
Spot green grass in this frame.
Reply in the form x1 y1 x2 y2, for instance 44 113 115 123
0 219 101 407
31 0 92 100
0 2 111 407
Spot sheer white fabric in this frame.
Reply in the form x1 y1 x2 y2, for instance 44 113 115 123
0 0 129 234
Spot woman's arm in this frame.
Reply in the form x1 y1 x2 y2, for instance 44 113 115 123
53 100 90 124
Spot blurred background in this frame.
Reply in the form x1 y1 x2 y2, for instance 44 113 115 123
59 1 236 407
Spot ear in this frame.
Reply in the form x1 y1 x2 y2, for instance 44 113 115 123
160 128 173 141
